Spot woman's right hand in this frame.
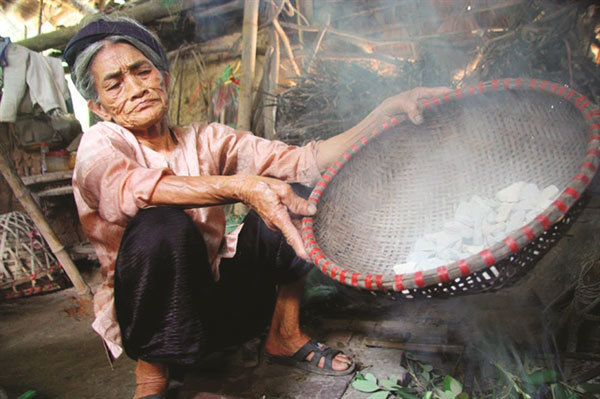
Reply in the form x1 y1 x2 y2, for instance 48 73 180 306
234 176 316 260
151 174 315 259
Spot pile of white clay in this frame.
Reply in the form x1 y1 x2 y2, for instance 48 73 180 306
393 181 561 274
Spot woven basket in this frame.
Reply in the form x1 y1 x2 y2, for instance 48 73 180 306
0 211 66 299
302 78 600 298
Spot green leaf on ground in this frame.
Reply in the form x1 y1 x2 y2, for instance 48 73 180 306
368 391 389 399
436 390 457 399
526 369 559 385
380 378 401 391
395 388 419 399
443 376 463 395
365 373 378 383
423 391 433 399
421 365 433 373
352 379 380 393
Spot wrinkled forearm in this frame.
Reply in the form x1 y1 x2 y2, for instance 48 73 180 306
149 175 248 207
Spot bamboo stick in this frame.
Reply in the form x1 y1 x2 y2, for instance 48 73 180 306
364 338 464 355
304 15 330 74
263 26 280 140
236 0 259 131
0 143 91 296
273 19 301 76
20 170 72 185
280 21 487 47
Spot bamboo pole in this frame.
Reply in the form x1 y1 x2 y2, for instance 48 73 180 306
273 19 301 76
262 26 280 140
236 0 259 131
0 143 91 296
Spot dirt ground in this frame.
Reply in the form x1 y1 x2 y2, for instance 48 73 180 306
1 266 597 399
0 274 535 399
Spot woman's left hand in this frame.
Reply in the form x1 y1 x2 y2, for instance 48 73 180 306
374 86 454 125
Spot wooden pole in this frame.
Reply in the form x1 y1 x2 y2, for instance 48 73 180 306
38 0 44 35
14 0 211 52
273 19 301 76
263 26 280 140
364 338 464 355
236 0 259 131
0 144 91 296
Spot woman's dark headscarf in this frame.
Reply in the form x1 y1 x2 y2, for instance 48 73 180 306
63 18 169 85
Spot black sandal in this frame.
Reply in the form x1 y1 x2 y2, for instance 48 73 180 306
265 339 356 376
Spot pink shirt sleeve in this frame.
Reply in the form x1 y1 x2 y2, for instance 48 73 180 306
74 127 172 226
199 123 322 186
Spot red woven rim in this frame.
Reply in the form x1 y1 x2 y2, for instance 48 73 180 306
301 78 600 292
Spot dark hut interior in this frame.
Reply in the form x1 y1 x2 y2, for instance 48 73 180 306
1 0 600 398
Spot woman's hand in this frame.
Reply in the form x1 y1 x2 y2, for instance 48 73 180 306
374 86 454 125
150 174 314 259
235 176 316 260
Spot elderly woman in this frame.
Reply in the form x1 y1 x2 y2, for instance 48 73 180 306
64 15 449 399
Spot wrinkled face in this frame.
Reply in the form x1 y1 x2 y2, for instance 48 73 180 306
88 41 170 132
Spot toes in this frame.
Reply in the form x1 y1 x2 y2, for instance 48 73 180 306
306 350 353 371
333 353 352 370
336 353 351 364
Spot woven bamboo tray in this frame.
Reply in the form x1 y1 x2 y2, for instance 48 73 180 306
302 78 600 298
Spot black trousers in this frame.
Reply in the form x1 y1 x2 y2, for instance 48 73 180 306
114 206 313 366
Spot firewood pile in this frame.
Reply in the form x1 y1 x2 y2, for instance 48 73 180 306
275 0 599 145
275 57 449 145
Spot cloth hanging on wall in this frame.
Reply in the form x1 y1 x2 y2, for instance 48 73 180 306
0 43 81 149
0 43 71 123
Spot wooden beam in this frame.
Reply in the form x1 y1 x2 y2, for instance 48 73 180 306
21 170 72 185
0 142 91 296
14 0 212 52
364 338 464 355
236 0 259 131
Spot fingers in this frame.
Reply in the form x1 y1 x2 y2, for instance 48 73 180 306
411 86 454 100
278 186 317 217
246 179 312 260
408 86 454 125
404 100 423 125
270 204 310 260
381 86 454 125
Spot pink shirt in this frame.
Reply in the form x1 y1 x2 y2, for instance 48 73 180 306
73 121 322 358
